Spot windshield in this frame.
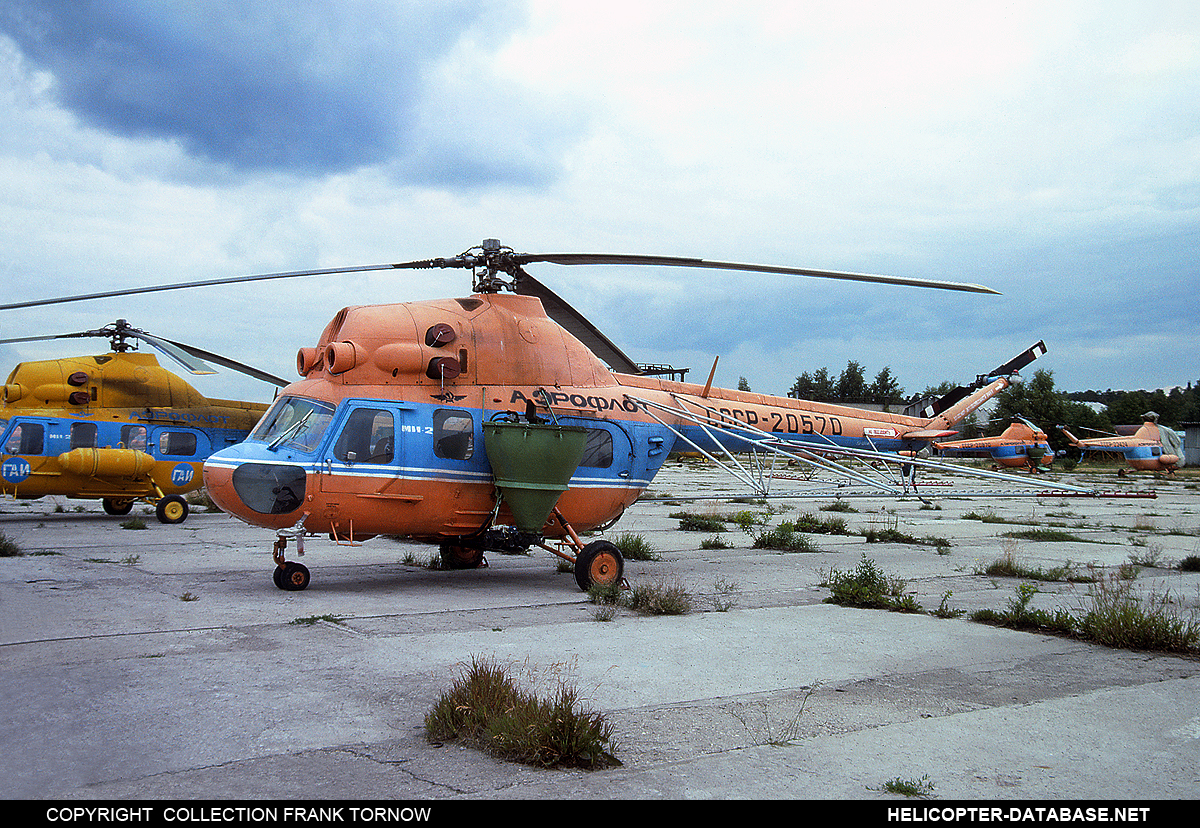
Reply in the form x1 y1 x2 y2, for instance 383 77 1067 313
251 396 335 453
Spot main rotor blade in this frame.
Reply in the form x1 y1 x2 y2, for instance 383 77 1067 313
0 242 999 314
514 253 1001 294
0 263 423 311
0 323 289 386
983 340 1047 379
131 330 218 375
0 332 91 345
512 271 642 375
0 324 218 376
160 338 290 386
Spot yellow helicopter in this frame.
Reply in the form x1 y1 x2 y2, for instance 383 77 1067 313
3 242 1069 590
0 320 285 522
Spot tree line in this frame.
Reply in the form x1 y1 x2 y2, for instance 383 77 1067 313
782 361 1198 452
787 361 904 406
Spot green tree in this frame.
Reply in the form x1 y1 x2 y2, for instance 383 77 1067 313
1181 382 1199 423
836 361 868 404
869 366 904 409
790 367 836 401
993 369 1062 425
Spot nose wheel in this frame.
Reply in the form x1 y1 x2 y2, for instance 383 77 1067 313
272 537 310 591
273 561 310 591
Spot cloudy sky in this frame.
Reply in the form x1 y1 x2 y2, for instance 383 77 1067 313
1 0 1197 406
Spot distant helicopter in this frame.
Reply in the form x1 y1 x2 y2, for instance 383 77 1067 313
3 241 1047 590
934 416 1053 471
1059 412 1183 473
0 320 284 522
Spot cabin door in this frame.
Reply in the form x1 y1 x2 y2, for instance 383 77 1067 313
317 406 408 539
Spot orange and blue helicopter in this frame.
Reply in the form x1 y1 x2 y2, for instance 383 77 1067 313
1059 412 1183 473
0 320 284 522
4 241 1062 589
933 415 1054 471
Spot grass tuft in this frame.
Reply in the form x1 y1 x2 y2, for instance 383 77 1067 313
425 657 619 770
753 521 819 552
0 532 22 557
970 582 1076 635
610 531 659 561
1078 577 1200 653
971 576 1198 653
976 552 1091 583
1002 528 1096 543
823 554 919 612
290 614 344 625
1178 555 1200 572
878 774 936 798
862 527 951 552
792 513 851 535
622 577 695 615
672 511 726 532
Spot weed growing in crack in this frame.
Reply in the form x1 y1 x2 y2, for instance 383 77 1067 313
424 656 620 770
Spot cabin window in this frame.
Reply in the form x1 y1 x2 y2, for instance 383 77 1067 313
122 425 148 451
4 422 44 455
333 408 394 464
433 409 474 460
579 428 614 469
159 431 198 457
251 396 335 452
70 422 98 449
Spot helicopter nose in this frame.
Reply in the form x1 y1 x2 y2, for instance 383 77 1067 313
203 452 307 520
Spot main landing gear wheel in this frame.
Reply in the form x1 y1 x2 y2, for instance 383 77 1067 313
275 561 310 591
102 498 134 516
155 494 189 524
574 540 624 592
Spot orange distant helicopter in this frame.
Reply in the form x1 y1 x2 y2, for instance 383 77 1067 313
0 320 283 522
4 240 1055 590
1059 412 1183 473
934 416 1053 471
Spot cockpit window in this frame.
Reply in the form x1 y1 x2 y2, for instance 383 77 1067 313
4 422 44 455
252 396 336 453
333 408 394 464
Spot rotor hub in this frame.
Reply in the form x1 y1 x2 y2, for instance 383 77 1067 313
464 239 523 294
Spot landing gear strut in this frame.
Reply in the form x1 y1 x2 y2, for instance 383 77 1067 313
536 508 626 592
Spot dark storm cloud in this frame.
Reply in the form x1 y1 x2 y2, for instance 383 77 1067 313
0 0 558 183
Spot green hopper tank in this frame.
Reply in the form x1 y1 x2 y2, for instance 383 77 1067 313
482 421 588 532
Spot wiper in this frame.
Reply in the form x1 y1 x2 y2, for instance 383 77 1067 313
268 409 314 451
